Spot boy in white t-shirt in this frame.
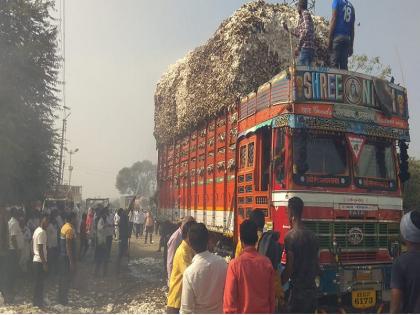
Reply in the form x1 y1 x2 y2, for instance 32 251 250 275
32 214 49 307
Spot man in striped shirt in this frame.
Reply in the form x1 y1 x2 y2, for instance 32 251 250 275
283 0 315 66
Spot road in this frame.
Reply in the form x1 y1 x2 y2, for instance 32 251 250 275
0 235 168 313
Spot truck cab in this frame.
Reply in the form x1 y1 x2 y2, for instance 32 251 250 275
235 66 409 311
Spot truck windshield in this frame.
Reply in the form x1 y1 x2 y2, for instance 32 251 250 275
293 134 348 176
355 143 396 180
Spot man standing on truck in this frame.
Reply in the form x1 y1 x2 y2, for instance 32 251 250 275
328 0 355 70
282 197 319 313
390 210 420 313
283 0 315 66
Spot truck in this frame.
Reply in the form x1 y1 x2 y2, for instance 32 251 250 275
42 185 83 212
156 65 410 311
86 198 110 209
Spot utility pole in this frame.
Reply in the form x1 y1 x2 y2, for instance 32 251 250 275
67 148 79 187
58 0 69 188
58 112 70 186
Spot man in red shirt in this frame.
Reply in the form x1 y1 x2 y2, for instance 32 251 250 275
223 220 275 314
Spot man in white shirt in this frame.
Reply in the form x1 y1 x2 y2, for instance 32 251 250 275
114 211 120 240
32 214 49 307
5 208 23 303
128 209 134 239
46 211 59 275
73 204 81 235
95 210 107 277
104 208 114 263
0 205 9 299
133 209 143 239
181 223 227 314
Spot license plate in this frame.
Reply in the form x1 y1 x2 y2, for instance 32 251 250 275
352 290 376 309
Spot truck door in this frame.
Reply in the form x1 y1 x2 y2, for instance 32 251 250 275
256 127 271 229
236 135 256 236
235 127 272 234
271 128 289 246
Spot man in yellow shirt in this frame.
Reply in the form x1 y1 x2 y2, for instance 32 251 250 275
58 212 76 305
166 221 195 314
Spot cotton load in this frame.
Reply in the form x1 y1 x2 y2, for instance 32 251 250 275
154 0 330 145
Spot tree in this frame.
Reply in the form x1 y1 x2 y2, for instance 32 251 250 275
115 160 157 197
349 55 392 79
403 159 420 211
0 0 60 205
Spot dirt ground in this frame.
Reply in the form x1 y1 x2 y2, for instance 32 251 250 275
0 234 168 314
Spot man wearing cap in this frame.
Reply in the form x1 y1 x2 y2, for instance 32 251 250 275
390 210 420 313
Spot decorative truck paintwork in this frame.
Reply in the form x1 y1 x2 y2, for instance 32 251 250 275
156 66 410 310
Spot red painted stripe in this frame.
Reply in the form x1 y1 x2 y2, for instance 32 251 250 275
319 249 391 265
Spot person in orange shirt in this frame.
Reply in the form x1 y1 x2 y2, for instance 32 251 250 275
235 210 284 310
223 220 275 314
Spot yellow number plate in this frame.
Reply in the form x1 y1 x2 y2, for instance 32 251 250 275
352 290 376 309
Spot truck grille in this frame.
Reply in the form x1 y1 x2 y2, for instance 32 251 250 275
304 221 400 250
339 251 377 262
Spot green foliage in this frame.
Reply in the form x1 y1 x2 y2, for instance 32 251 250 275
0 0 60 205
349 55 392 79
403 159 420 211
115 160 157 197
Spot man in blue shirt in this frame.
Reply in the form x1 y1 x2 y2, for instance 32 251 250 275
328 0 355 70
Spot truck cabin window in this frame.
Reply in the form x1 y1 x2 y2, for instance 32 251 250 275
355 143 396 180
293 134 348 176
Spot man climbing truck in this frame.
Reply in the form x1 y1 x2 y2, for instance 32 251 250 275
156 65 410 312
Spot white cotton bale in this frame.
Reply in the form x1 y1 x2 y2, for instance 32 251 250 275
154 0 330 145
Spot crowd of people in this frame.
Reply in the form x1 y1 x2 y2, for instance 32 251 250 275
162 197 420 314
0 202 159 308
0 205 80 307
163 197 317 314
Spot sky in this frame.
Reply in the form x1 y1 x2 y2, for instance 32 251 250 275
60 0 420 199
